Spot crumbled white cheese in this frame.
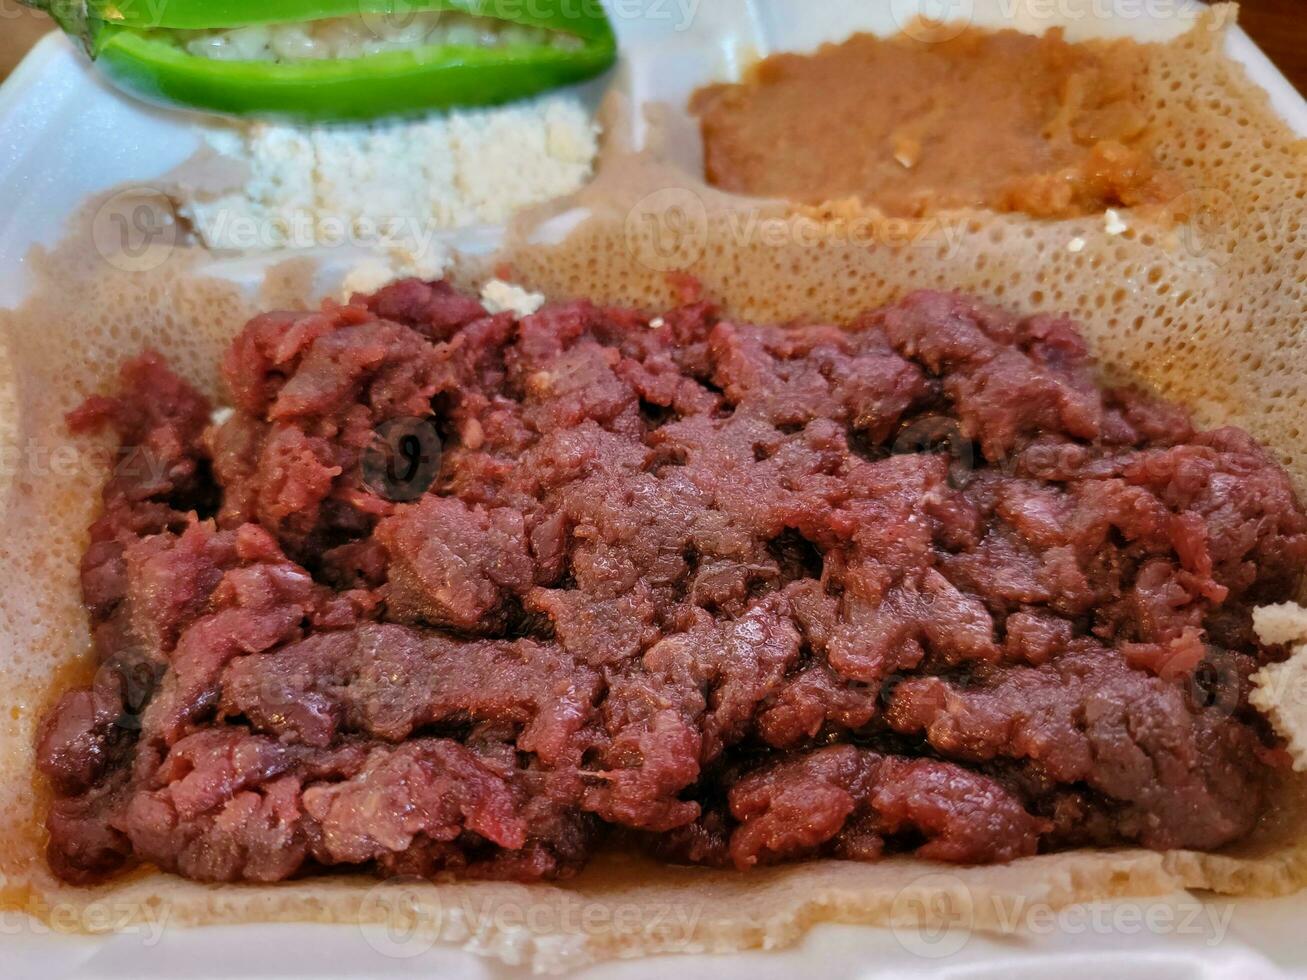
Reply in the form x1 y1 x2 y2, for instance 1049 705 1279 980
399 245 450 283
1104 209 1128 236
340 243 450 299
1254 604 1307 647
648 317 666 330
177 94 599 262
1067 237 1087 253
341 258 401 298
1251 602 1307 771
480 279 546 318
209 406 234 427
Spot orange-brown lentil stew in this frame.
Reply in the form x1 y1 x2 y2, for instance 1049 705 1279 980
691 27 1182 218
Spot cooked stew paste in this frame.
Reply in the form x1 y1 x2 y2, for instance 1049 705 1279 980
691 28 1180 218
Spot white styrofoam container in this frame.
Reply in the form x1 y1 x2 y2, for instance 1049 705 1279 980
1 2 1305 977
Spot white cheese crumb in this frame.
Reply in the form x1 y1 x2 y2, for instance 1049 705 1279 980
480 279 546 318
1104 209 1128 236
395 244 451 283
1067 237 1087 253
648 317 666 330
209 406 234 427
177 94 599 257
1255 604 1307 647
1251 602 1307 770
341 258 399 298
340 244 450 300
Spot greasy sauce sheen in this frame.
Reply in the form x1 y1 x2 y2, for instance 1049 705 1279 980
690 28 1181 218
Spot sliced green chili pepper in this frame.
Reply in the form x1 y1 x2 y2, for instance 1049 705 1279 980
23 0 618 123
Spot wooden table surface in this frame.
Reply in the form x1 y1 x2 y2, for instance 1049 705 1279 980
0 3 1303 91
1237 0 1307 95
0 9 52 79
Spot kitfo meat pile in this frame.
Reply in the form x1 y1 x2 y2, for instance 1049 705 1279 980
36 280 1307 885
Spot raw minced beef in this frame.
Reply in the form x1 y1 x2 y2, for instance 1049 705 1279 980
37 281 1307 884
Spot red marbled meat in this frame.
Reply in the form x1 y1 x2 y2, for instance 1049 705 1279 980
37 282 1307 884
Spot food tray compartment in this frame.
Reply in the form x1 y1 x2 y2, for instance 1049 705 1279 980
1 4 1307 979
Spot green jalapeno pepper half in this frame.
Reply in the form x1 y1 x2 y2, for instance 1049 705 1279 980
23 0 617 123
